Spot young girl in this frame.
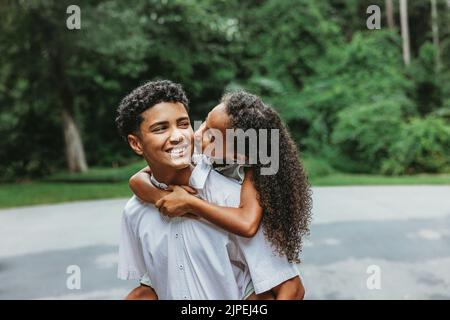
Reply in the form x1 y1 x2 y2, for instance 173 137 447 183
129 91 312 297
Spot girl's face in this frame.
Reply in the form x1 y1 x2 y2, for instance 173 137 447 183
194 103 237 163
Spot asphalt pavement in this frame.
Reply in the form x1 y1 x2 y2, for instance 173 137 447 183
1 186 449 299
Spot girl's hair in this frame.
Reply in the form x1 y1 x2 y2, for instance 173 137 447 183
222 90 312 263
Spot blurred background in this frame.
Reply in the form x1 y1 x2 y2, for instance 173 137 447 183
0 0 449 299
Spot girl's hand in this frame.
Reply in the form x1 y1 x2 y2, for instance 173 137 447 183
155 185 198 218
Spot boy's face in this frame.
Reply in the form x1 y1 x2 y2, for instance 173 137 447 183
128 102 193 170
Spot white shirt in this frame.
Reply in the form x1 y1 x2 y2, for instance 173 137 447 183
117 156 299 299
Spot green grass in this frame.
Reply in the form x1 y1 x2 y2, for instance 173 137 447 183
1 158 449 209
311 173 450 186
302 155 450 186
0 182 132 209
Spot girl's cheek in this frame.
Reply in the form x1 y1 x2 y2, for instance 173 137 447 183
202 137 212 154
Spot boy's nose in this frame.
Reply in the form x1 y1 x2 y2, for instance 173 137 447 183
170 129 184 143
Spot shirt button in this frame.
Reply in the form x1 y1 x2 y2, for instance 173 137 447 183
183 295 188 300
179 264 184 270
175 233 178 238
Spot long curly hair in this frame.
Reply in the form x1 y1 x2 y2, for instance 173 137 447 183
222 91 312 263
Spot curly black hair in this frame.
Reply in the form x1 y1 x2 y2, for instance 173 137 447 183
115 80 189 141
222 91 313 263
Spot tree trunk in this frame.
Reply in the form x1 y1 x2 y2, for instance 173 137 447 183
431 0 442 71
385 0 396 29
400 0 411 66
61 109 88 172
50 43 88 173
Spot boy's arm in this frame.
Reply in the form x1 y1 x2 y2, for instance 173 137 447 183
247 276 304 300
271 276 305 300
125 285 158 300
129 166 170 203
157 170 263 238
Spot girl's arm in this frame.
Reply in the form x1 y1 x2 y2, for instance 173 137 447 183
156 169 263 238
129 166 170 203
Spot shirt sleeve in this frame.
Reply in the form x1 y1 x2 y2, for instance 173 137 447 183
139 272 153 287
233 228 300 294
117 210 146 281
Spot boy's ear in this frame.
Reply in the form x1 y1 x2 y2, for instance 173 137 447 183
127 134 144 156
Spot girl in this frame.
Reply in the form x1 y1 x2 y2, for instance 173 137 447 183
129 90 312 266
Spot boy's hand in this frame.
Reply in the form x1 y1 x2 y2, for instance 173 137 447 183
155 185 198 218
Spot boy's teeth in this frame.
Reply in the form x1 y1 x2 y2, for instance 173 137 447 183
169 146 187 155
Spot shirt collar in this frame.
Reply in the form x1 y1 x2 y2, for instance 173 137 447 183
189 154 212 190
150 175 169 190
149 154 212 191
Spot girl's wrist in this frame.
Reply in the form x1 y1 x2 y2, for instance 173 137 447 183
186 195 202 216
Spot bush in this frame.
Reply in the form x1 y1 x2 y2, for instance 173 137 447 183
0 98 65 182
382 117 450 175
302 155 336 178
331 100 406 173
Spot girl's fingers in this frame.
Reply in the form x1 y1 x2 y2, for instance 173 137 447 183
159 205 168 216
155 199 164 209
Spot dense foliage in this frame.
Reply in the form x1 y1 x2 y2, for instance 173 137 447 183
0 0 449 181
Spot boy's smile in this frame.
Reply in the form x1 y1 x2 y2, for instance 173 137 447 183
128 101 194 172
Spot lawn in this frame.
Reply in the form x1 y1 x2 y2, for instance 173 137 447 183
311 173 450 186
0 182 132 208
1 158 449 209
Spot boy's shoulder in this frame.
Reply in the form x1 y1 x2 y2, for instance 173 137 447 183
199 164 241 190
214 163 247 184
191 155 241 193
123 195 158 220
201 169 242 207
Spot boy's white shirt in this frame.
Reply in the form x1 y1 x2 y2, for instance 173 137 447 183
117 155 299 299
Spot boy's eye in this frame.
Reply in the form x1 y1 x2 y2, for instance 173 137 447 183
152 126 167 132
179 121 190 127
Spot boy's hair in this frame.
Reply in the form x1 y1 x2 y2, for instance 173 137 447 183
115 80 189 141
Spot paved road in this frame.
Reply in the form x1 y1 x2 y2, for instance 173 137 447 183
1 186 450 299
